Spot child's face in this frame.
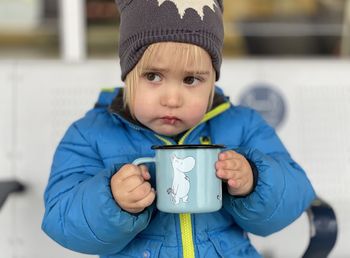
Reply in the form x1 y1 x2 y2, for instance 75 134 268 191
132 43 215 136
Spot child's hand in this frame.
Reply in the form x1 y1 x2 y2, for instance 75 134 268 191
215 150 254 196
111 164 156 214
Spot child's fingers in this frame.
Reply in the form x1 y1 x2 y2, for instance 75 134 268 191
129 181 153 202
133 188 156 209
219 150 241 160
215 159 242 170
216 169 239 181
115 164 142 182
116 185 155 213
139 165 151 180
227 178 240 189
228 177 253 196
122 174 145 192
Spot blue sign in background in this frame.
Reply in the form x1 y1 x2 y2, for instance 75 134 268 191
239 84 287 129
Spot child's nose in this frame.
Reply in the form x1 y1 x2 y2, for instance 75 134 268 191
160 87 183 108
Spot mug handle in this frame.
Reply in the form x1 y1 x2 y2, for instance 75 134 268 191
132 157 156 166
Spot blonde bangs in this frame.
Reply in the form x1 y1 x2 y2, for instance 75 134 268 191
124 42 216 114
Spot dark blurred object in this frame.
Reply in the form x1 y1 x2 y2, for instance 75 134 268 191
0 180 26 210
225 0 345 56
85 0 119 57
238 16 342 55
44 0 119 23
87 0 119 23
44 0 58 19
303 197 338 258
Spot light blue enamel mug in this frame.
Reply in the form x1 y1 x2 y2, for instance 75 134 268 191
132 144 225 213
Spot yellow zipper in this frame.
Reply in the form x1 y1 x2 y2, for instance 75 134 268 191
176 138 195 258
155 135 196 258
156 101 230 258
178 213 195 258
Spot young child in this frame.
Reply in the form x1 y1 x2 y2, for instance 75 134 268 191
42 1 315 257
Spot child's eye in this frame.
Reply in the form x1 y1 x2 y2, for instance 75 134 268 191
183 76 200 86
145 72 161 82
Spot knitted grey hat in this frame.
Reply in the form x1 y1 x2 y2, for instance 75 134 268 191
115 0 224 81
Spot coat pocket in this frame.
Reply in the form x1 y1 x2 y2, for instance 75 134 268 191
207 227 261 258
117 237 163 258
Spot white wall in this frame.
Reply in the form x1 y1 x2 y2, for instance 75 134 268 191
0 59 349 258
220 60 350 258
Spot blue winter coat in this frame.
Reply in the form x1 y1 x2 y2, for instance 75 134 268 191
42 87 315 258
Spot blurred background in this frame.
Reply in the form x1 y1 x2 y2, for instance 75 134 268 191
0 0 349 58
0 0 349 257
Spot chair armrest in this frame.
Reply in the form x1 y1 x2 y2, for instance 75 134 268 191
0 180 26 210
302 197 338 258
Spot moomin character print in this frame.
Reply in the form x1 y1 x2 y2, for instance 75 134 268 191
167 155 196 204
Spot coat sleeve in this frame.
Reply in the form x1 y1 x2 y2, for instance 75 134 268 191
41 121 153 255
222 108 316 236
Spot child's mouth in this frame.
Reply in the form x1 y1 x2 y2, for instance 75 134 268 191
161 116 179 125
